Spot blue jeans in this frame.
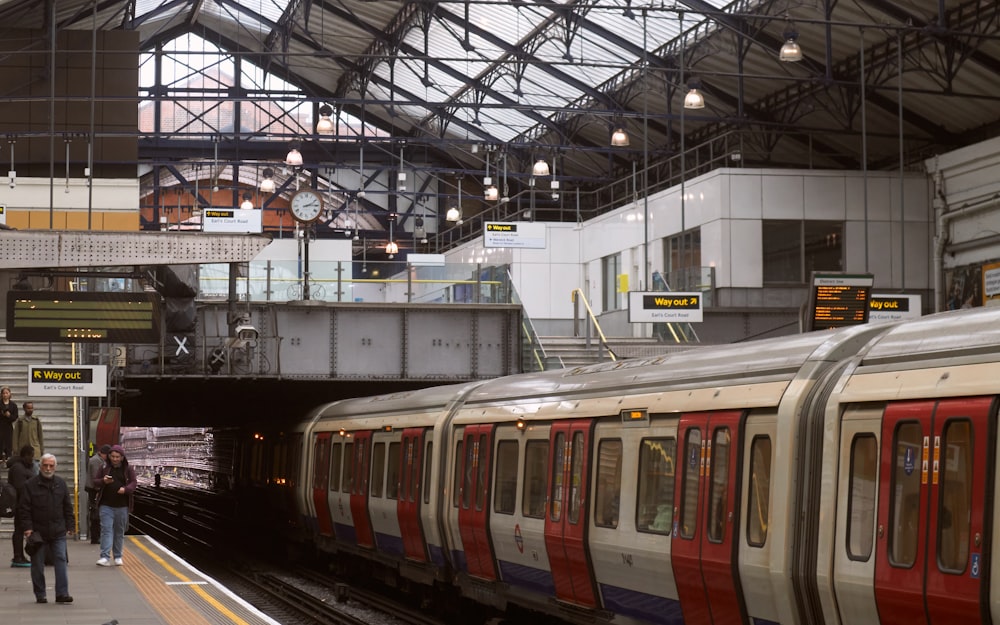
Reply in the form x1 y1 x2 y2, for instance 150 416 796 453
99 505 129 559
30 534 69 599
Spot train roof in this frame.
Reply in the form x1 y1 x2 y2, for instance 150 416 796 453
311 381 484 422
858 306 1000 367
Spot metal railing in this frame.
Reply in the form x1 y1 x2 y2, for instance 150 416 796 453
570 289 617 362
510 271 563 372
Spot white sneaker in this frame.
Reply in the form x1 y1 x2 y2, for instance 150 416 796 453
96 557 111 567
114 558 123 566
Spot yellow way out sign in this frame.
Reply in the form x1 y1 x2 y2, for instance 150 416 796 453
27 365 107 397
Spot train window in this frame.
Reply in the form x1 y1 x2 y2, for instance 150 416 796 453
679 429 702 539
463 437 476 510
371 442 386 498
938 420 972 574
401 439 412 502
523 441 548 518
847 434 877 560
329 443 342 492
706 428 731 543
889 422 922 567
494 440 519 515
550 432 566 522
342 442 354 494
475 434 489 511
568 432 585 524
423 441 433 505
406 438 421 503
386 442 401 500
594 439 623 529
747 436 772 548
637 437 675 534
453 439 463 508
312 437 330 490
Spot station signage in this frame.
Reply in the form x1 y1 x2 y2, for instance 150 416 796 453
807 272 873 331
483 221 546 249
27 364 107 397
202 208 262 233
869 293 922 323
0 204 6 224
628 291 704 323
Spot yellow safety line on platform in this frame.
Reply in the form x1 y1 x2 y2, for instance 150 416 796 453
128 536 252 625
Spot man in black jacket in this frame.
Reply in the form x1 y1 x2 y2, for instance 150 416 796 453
7 444 35 567
19 453 74 604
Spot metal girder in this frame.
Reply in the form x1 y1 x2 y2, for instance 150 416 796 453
0 231 272 269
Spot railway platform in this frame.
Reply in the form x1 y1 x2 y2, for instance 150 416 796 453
0 533 278 625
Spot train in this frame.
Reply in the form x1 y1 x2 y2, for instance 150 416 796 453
250 305 1000 625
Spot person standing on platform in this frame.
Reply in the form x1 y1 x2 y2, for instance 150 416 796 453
19 453 74 604
86 444 111 544
0 387 18 460
7 444 35 567
13 401 43 473
95 444 137 567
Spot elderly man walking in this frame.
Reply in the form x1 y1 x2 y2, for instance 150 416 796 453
19 453 74 604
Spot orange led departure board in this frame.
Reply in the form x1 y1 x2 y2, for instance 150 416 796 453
6 291 160 343
806 273 874 331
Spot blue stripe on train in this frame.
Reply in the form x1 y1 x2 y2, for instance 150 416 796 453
333 522 357 544
375 532 405 556
497 560 556 596
428 543 446 568
600 583 685 625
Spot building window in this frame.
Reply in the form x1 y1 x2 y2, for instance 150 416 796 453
664 228 701 289
602 253 621 312
763 220 843 284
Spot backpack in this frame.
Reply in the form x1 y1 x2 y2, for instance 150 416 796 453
0 481 15 518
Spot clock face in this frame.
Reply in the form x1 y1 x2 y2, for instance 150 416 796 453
290 190 323 222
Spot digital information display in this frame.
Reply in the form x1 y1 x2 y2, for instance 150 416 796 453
807 273 874 331
6 291 161 343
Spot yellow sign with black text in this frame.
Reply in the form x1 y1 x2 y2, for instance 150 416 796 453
628 291 703 323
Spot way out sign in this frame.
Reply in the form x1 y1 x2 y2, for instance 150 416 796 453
628 291 704 323
27 364 107 397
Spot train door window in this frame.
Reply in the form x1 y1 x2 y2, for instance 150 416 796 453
889 422 922 567
329 442 342 492
313 437 330 490
401 439 412 502
494 440 518 515
371 442 386 498
406 438 420 503
453 439 464 508
342 442 354 493
746 435 772 548
423 441 433 505
707 428 731 542
637 437 676 534
463 438 476 510
679 428 702 539
568 432 585 524
386 442 401 500
550 432 567 522
475 433 489 511
595 439 623 529
938 420 972 573
847 434 877 560
523 440 548 518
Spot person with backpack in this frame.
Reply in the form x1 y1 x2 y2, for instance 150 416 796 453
7 444 35 567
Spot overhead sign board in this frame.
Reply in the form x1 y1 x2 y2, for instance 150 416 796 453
807 272 874 331
201 208 262 234
483 221 546 249
6 291 161 343
869 293 922 323
27 364 107 397
0 204 6 224
628 291 704 323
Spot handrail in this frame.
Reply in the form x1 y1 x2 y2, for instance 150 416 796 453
509 268 562 371
570 289 617 362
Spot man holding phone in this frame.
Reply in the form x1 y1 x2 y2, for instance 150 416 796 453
93 445 137 567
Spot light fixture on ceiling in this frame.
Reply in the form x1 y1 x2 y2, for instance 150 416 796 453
386 211 398 257
611 126 630 147
285 142 303 167
500 151 509 204
316 104 335 135
483 149 498 200
532 158 550 177
240 192 253 210
259 167 275 193
352 198 360 240
684 80 706 109
780 27 803 62
447 174 463 222
397 143 407 192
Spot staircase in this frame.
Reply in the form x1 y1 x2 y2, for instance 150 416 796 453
539 336 695 369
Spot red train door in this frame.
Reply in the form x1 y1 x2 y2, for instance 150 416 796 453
874 397 994 625
457 424 497 579
543 419 598 608
397 427 427 562
349 430 375 548
671 410 746 625
311 432 334 536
